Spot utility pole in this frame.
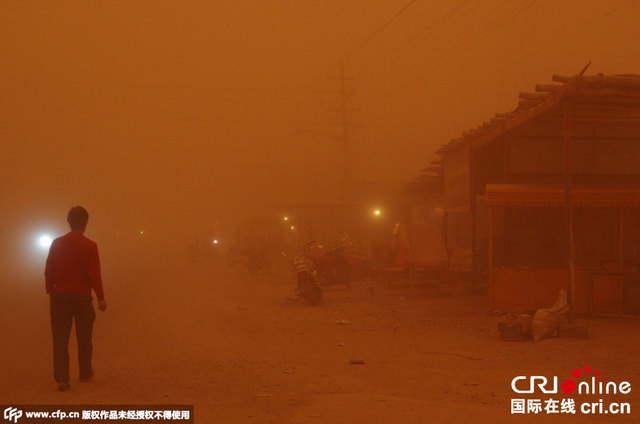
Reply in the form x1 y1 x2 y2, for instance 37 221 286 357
332 60 355 204
295 61 356 205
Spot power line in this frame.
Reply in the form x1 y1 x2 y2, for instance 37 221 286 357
399 0 539 90
374 0 471 73
437 0 537 66
430 0 632 88
359 0 508 82
510 0 635 67
329 0 421 74
363 0 517 93
457 0 637 90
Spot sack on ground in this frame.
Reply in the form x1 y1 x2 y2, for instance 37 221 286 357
531 289 569 341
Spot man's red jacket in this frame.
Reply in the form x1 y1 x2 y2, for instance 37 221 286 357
45 230 104 299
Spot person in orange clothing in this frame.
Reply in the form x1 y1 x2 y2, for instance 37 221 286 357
45 206 107 391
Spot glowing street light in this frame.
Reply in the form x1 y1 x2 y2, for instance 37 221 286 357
213 239 219 245
290 225 295 231
373 209 382 217
38 234 53 249
283 216 289 222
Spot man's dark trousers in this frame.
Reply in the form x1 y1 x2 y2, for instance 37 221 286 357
50 292 96 383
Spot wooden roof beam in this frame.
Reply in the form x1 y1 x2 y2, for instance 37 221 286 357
565 111 640 119
571 105 640 115
537 116 640 124
574 89 640 100
582 75 640 89
570 97 640 108
535 83 564 92
518 99 542 109
552 74 572 83
519 92 549 100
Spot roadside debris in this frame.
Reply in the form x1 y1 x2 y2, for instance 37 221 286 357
498 313 533 341
349 359 365 365
335 319 351 325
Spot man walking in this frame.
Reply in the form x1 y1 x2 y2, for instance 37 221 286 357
45 206 107 391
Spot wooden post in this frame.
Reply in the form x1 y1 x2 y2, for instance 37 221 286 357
443 210 449 269
502 135 511 181
502 136 511 266
470 147 477 290
296 206 302 250
488 205 494 310
619 207 624 314
563 101 575 323
588 273 594 317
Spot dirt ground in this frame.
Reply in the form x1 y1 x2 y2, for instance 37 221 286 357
1 248 639 424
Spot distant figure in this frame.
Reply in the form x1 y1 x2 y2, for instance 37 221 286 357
45 206 107 391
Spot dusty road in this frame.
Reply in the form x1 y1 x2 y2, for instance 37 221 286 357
1 246 639 423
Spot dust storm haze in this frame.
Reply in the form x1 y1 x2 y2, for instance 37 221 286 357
1 1 640 423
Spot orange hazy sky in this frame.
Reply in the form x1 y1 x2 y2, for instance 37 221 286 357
1 0 639 228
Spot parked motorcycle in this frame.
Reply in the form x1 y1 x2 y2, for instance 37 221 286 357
283 241 353 305
282 243 324 305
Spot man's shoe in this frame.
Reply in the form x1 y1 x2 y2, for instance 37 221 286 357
79 369 94 382
57 382 70 391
